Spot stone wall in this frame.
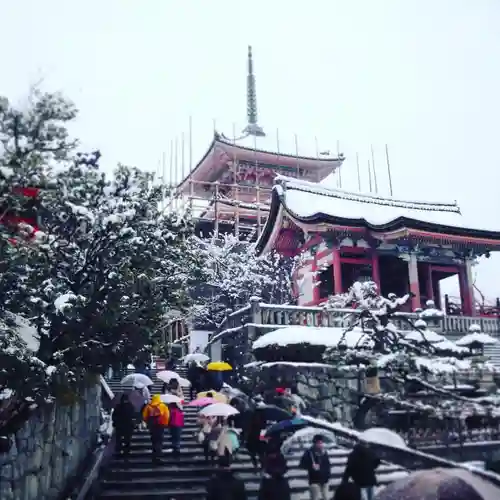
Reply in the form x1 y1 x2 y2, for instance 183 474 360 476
0 384 102 500
245 362 362 424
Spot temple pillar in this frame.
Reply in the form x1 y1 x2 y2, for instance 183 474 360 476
426 264 434 303
408 253 421 311
459 259 475 316
332 246 343 295
371 251 381 293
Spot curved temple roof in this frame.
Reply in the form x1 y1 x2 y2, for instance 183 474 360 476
177 133 344 194
256 176 500 255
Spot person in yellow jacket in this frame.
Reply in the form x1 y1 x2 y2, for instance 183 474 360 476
142 395 170 463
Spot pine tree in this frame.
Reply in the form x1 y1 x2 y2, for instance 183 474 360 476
0 91 202 402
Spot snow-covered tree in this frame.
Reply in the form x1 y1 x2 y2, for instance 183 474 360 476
0 91 202 402
190 234 293 328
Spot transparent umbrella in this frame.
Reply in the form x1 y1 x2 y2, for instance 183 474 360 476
281 427 337 455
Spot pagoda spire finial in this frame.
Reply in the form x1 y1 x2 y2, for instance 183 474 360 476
243 45 265 137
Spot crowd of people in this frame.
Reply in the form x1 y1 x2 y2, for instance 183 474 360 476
111 358 496 500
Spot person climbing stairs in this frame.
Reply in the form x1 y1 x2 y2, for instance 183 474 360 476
93 366 408 499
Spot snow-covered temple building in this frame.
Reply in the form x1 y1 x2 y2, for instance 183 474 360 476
255 176 500 314
175 46 500 318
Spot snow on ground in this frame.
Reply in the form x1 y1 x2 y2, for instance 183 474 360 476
252 326 373 350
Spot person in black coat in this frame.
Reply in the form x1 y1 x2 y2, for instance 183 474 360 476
341 440 380 500
112 393 136 456
258 438 291 500
205 454 247 500
245 411 266 469
300 434 331 500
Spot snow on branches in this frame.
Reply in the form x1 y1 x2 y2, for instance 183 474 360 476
0 91 201 403
190 234 293 327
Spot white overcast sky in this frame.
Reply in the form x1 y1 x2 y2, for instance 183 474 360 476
2 0 500 302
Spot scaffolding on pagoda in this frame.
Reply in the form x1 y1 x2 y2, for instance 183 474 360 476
163 46 344 239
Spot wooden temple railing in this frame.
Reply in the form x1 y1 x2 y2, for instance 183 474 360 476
215 299 500 340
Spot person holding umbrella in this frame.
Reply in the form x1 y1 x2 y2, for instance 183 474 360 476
258 436 290 500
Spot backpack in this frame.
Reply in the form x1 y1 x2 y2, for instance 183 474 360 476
147 405 169 426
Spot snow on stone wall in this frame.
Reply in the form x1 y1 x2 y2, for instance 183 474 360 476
0 383 102 500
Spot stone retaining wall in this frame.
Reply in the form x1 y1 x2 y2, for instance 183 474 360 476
0 384 102 500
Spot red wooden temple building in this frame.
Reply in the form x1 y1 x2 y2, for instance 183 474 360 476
174 46 500 317
255 176 500 314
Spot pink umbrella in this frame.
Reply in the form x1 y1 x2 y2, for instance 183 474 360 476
188 397 215 407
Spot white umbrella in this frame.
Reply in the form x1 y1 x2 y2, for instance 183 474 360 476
121 373 153 387
182 353 210 364
199 403 239 418
177 377 191 388
156 370 180 383
160 394 183 404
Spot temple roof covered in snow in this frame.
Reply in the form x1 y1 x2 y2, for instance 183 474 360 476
177 132 344 194
256 176 500 255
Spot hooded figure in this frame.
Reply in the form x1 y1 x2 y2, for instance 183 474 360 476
205 454 247 500
142 395 170 463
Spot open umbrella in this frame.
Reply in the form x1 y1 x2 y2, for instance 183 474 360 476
182 353 210 364
156 370 180 383
375 467 500 500
199 402 239 418
207 361 232 371
121 373 153 387
264 417 309 436
255 404 293 422
177 377 191 388
188 397 215 407
197 391 228 403
160 394 183 405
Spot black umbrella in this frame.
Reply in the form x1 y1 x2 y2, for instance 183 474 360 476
255 404 293 422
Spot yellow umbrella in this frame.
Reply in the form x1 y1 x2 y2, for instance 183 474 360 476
207 361 232 371
197 391 228 403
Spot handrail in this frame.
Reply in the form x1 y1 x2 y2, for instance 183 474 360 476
302 415 500 487
72 377 115 500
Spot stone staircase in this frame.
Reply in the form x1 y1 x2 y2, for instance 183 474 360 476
484 343 500 370
94 367 408 499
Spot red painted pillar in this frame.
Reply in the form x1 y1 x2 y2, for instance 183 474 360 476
312 250 320 304
332 246 343 295
426 264 434 303
371 251 381 293
459 262 474 316
408 253 421 311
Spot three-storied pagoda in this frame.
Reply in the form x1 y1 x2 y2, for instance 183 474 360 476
174 46 343 239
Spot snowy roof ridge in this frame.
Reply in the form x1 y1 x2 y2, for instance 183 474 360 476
217 132 343 163
275 175 461 214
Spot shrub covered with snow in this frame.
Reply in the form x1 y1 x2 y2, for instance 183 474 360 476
191 234 293 328
0 91 204 403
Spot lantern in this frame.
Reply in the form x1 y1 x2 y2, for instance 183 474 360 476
364 365 380 394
